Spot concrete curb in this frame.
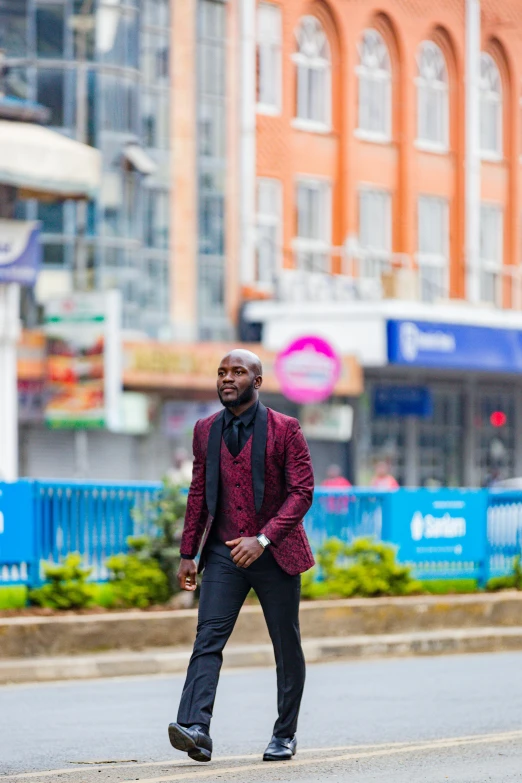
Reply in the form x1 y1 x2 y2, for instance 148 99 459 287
2 593 522 659
2 627 522 685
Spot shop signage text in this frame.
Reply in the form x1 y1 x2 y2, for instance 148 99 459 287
384 490 488 563
373 385 433 418
123 342 363 397
44 292 122 430
388 319 522 372
275 336 341 404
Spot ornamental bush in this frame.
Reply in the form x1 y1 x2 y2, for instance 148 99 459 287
29 553 96 610
106 553 169 609
486 555 522 592
301 537 422 599
131 478 187 597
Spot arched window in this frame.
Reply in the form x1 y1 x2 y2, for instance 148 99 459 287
356 29 391 140
293 16 331 127
480 53 502 157
416 41 448 149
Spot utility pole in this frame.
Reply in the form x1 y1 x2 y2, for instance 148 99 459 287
70 0 95 292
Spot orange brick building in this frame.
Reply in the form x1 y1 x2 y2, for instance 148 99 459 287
239 0 522 487
246 0 522 307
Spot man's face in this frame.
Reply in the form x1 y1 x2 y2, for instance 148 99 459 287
217 355 257 408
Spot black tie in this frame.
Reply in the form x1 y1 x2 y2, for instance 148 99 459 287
230 418 242 457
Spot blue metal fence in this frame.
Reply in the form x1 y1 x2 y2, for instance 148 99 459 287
34 481 161 582
304 488 385 551
1 481 522 589
487 489 522 578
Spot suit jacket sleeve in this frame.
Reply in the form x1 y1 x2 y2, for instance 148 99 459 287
261 419 314 547
179 421 209 558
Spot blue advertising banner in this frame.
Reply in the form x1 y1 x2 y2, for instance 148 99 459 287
387 319 522 373
0 219 41 286
373 385 433 418
383 489 488 574
0 481 35 568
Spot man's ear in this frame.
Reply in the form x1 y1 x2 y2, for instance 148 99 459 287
255 375 263 390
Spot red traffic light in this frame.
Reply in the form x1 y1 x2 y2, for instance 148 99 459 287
490 411 507 427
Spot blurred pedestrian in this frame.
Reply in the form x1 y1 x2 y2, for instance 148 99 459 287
169 349 315 764
168 447 193 486
321 464 352 489
370 459 399 489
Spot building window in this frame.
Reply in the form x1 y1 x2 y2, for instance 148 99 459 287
480 53 502 158
293 16 331 128
36 69 65 127
417 196 449 302
36 3 65 59
358 189 391 278
0 0 28 57
356 29 391 141
144 188 169 249
256 3 281 114
294 179 331 273
416 41 448 150
479 204 503 305
255 178 282 286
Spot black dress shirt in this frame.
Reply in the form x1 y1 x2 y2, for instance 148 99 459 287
223 400 258 457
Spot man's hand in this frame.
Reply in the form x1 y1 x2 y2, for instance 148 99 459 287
178 558 198 591
226 536 264 568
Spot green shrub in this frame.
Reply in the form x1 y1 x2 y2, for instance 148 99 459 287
91 582 117 608
422 579 479 595
29 554 96 610
131 478 187 597
106 553 169 609
0 586 28 610
301 537 422 599
486 555 522 592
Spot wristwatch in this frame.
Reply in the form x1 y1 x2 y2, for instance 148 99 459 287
257 533 271 549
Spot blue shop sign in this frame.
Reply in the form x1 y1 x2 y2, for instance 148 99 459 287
383 489 488 565
373 385 433 418
0 219 41 286
387 319 522 372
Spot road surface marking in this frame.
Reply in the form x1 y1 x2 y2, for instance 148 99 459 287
0 740 425 780
6 730 522 782
118 729 522 783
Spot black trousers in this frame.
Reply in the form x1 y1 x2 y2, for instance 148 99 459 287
177 539 305 738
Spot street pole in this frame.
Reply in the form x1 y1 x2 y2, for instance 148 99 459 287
71 0 94 292
0 52 20 480
465 0 481 303
0 283 20 481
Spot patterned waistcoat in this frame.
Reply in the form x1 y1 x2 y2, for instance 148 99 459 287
213 436 257 543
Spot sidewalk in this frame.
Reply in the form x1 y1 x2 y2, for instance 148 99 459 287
2 626 522 685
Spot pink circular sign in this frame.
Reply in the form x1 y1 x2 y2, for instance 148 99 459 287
275 336 341 404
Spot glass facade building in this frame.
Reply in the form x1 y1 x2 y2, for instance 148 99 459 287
0 0 170 334
197 0 231 340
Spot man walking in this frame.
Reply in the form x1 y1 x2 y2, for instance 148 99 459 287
168 349 315 763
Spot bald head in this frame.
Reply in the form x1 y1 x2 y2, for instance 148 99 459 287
220 349 263 377
217 349 263 411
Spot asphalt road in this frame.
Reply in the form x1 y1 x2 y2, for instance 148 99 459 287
2 652 522 782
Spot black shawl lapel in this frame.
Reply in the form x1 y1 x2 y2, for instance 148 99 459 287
206 410 224 517
252 402 268 513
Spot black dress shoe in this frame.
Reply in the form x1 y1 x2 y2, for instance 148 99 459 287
168 722 212 762
263 734 297 761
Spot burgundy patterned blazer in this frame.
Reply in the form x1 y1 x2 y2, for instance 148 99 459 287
180 403 315 576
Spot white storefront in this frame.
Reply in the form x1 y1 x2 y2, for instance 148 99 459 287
244 299 522 487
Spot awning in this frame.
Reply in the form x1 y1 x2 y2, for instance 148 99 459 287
0 121 102 200
123 144 157 175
